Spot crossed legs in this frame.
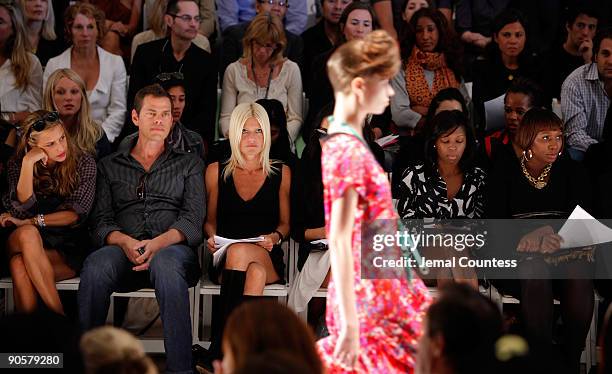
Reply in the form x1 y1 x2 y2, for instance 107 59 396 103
223 243 280 295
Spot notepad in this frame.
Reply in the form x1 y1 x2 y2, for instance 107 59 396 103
212 235 264 267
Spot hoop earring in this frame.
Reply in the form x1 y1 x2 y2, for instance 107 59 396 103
522 149 533 161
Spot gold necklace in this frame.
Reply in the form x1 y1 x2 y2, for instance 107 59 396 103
520 157 551 189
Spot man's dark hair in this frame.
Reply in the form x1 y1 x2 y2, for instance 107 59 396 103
166 0 198 15
594 27 612 58
133 84 172 114
565 4 599 27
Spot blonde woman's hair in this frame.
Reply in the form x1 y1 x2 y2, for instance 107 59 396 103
222 102 279 181
149 0 168 36
17 0 57 40
14 110 81 197
42 68 103 155
80 326 158 374
242 13 287 66
0 3 33 90
327 29 401 95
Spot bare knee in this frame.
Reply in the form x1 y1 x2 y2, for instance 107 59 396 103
8 225 41 252
244 263 266 295
225 244 257 270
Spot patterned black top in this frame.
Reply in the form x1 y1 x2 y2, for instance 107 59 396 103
394 162 486 219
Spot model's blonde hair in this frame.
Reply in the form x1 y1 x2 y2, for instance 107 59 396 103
222 102 279 181
42 68 103 156
14 110 81 197
1 3 34 90
242 13 287 66
327 29 401 95
80 326 158 374
16 0 57 40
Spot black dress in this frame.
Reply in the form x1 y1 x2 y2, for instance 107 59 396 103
209 162 286 282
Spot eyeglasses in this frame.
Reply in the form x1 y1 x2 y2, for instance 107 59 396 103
30 111 59 133
258 0 289 7
253 40 277 51
136 173 147 200
154 71 184 82
168 13 203 23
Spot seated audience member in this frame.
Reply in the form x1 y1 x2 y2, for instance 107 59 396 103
0 110 96 315
18 0 64 67
205 103 290 356
394 110 482 287
88 0 142 58
472 8 544 131
128 0 217 149
220 0 303 79
197 0 215 38
256 98 296 169
308 2 377 136
43 68 112 159
561 28 612 160
121 75 205 160
0 2 43 126
80 326 157 374
397 0 429 37
546 5 598 100
219 14 302 143
392 87 469 185
455 0 510 77
301 0 353 97
44 3 127 144
483 77 543 161
416 283 503 374
215 300 323 374
216 0 307 35
486 108 594 373
391 7 462 135
78 85 203 374
130 0 210 63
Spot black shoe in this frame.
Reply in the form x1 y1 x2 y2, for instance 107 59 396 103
192 344 214 373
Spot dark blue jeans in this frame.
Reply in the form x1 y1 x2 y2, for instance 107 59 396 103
78 244 200 374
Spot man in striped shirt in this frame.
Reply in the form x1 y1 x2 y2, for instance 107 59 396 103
78 84 204 374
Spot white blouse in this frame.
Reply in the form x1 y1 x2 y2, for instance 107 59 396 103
0 53 43 113
220 59 303 142
43 46 127 143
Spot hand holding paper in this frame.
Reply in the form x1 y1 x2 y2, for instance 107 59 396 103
212 235 265 267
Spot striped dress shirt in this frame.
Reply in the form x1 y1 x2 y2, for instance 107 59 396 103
561 62 610 152
91 138 205 248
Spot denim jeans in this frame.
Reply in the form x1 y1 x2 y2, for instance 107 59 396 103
78 244 200 374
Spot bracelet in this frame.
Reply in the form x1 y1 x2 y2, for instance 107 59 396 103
36 214 45 228
273 230 284 245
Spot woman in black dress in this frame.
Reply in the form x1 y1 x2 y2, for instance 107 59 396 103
204 102 290 356
486 108 593 373
0 110 96 314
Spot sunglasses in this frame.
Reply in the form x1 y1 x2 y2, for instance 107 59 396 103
154 71 184 83
30 111 60 133
136 173 147 200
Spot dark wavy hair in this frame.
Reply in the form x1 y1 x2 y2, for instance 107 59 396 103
424 110 477 172
339 1 378 42
487 8 530 63
425 87 469 123
504 77 547 109
401 7 463 78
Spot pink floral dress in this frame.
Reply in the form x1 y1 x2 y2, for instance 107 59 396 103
317 133 432 373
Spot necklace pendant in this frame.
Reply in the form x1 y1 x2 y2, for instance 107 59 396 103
534 181 546 189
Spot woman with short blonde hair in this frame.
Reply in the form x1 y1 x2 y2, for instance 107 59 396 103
204 102 291 359
220 13 302 144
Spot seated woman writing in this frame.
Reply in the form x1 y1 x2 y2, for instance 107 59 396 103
0 110 96 315
204 102 290 357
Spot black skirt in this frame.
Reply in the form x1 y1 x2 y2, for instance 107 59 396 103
208 244 286 285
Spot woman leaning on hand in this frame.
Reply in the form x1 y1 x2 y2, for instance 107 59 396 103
1 110 96 315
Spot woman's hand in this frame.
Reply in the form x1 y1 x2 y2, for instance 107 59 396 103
207 236 217 254
333 325 360 370
0 213 30 227
538 233 563 254
23 147 48 167
257 233 277 251
517 226 560 253
109 21 129 36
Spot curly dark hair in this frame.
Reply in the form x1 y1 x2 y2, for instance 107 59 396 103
401 7 464 79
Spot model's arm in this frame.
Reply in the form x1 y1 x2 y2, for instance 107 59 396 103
328 187 360 369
